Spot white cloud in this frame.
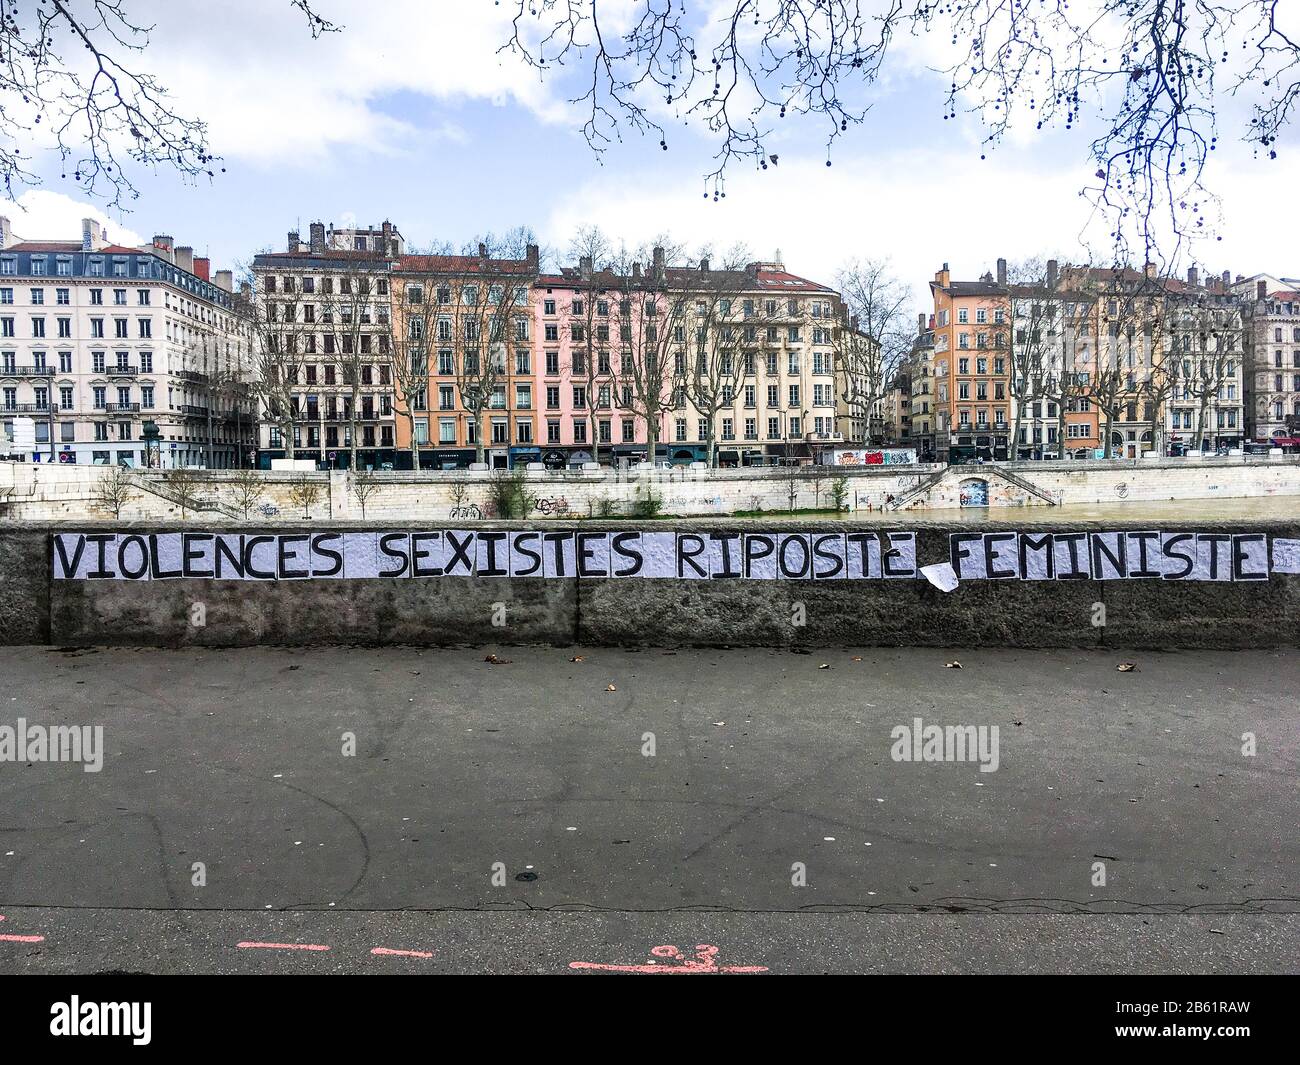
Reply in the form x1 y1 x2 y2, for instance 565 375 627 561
0 190 144 246
543 137 1300 309
131 0 568 166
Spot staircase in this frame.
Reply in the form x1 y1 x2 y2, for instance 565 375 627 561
884 464 1060 510
886 468 950 510
129 474 243 519
981 464 1060 505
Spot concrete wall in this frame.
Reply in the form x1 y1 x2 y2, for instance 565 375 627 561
4 455 1300 522
6 516 1297 650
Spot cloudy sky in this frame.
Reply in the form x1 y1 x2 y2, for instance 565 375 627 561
4 0 1297 308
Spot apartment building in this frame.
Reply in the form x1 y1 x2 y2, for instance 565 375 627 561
930 262 1012 462
252 221 403 469
1242 280 1300 443
907 314 941 460
534 251 841 467
0 217 253 468
671 259 841 465
1162 269 1246 452
1006 264 1100 460
391 243 539 470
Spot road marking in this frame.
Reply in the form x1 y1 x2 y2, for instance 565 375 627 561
570 944 767 974
371 947 434 959
236 942 329 951
0 934 45 943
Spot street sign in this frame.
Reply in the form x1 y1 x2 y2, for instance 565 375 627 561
10 416 35 451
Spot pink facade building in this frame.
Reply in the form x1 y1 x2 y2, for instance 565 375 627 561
530 249 843 467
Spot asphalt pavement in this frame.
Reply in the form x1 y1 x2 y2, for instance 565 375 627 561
0 645 1295 973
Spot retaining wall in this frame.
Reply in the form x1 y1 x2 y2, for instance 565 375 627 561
4 516 1298 650
5 457 1300 522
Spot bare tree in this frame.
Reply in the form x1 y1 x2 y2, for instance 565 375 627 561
245 257 314 461
500 2 1300 258
607 243 681 467
227 467 266 519
672 253 772 466
833 259 909 444
1076 270 1165 458
288 473 321 519
318 264 395 471
92 464 133 518
395 254 535 467
564 225 617 465
0 2 335 208
1167 295 1244 451
165 467 202 519
351 468 380 519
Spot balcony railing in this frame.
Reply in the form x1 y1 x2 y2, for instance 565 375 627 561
1 402 50 413
179 404 210 417
105 402 141 413
105 365 139 377
0 365 55 377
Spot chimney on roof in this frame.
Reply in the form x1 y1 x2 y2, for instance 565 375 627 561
215 269 233 293
632 262 642 280
1258 279 1268 301
1188 265 1199 287
381 221 393 256
194 257 210 281
935 264 950 287
579 255 592 280
1222 270 1231 285
175 246 194 274
526 242 539 271
152 235 174 262
478 242 488 260
239 281 251 299
996 257 1007 285
309 222 326 255
287 230 300 253
1046 259 1058 289
918 312 926 332
699 257 709 273
1235 274 1244 283
81 218 106 252
653 245 664 281
0 216 12 250
1144 261 1157 280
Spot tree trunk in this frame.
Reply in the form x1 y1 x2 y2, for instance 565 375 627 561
474 404 486 464
1103 410 1115 458
1011 394 1025 461
349 381 360 471
645 412 658 467
409 411 421 471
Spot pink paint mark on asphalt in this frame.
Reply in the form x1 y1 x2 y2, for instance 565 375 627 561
570 944 768 974
371 947 434 959
236 941 329 951
0 934 45 943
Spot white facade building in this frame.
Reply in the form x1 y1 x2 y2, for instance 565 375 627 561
0 218 254 468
